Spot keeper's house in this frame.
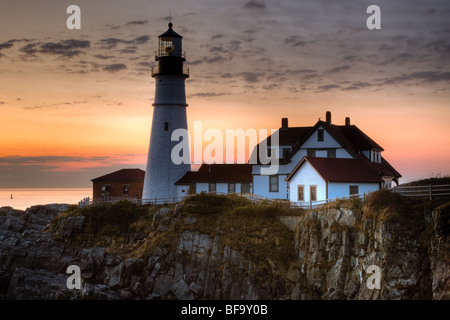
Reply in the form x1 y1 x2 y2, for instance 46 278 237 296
251 111 401 204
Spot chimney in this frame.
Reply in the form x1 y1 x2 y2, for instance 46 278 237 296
326 111 332 124
281 117 288 129
345 117 351 126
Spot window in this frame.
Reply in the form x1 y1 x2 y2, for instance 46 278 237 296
164 122 169 131
209 183 216 193
189 184 196 195
241 183 251 194
228 183 236 194
327 149 336 158
269 175 278 192
318 129 324 142
307 149 316 157
349 185 359 195
310 185 317 201
297 185 304 201
123 185 129 195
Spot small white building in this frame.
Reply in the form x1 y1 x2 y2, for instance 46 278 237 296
285 157 383 204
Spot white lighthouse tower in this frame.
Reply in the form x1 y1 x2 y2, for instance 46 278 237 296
142 22 191 202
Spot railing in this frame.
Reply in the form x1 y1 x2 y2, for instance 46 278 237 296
392 184 450 200
78 185 450 210
151 65 189 77
289 191 371 210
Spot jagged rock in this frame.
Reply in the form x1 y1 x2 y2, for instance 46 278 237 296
171 278 190 300
152 274 173 296
152 208 173 231
107 261 124 289
1 199 449 300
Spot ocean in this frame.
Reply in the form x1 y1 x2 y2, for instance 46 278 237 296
0 188 92 211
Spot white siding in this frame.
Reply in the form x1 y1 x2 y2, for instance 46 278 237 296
176 185 190 199
216 183 228 194
301 126 341 149
336 148 353 158
328 182 379 199
288 161 326 202
196 183 209 193
253 174 289 199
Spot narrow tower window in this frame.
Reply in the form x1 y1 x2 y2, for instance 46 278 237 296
164 122 169 131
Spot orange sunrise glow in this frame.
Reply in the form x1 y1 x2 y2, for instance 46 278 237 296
0 0 449 188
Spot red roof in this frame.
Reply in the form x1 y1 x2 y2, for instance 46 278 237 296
175 163 252 184
91 169 145 182
286 157 385 183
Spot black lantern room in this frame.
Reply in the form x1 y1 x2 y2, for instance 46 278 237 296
153 22 189 77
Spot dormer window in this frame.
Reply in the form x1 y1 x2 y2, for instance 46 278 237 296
371 150 381 163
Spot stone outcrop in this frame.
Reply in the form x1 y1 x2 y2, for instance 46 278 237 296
0 199 448 300
290 203 450 299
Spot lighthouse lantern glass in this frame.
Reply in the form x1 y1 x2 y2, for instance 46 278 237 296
159 36 182 57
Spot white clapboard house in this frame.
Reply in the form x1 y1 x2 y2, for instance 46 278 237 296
176 111 401 204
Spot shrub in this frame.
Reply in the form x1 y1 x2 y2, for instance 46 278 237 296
365 189 404 212
183 192 252 214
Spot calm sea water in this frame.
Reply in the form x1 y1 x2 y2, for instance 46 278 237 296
0 188 92 211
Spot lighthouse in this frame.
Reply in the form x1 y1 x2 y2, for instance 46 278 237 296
142 22 191 202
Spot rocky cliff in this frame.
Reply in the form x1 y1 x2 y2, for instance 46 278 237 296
0 192 448 300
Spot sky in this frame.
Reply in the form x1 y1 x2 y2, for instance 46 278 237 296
0 0 449 187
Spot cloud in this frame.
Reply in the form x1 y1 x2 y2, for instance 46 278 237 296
94 54 115 60
243 0 266 9
211 34 225 41
0 41 14 50
317 84 341 91
379 71 450 85
97 35 150 49
342 81 373 91
20 39 90 58
327 65 350 73
284 36 314 47
238 72 262 83
189 92 228 98
126 20 149 26
103 63 127 72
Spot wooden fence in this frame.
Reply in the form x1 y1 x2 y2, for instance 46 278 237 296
78 185 450 209
392 184 450 200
